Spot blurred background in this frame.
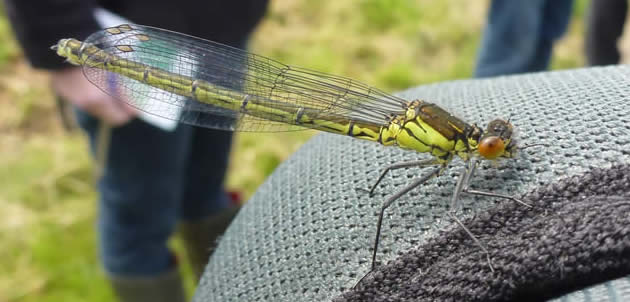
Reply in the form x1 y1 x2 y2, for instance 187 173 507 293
0 0 607 300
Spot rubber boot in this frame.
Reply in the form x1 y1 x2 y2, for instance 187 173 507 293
178 205 241 281
108 268 187 302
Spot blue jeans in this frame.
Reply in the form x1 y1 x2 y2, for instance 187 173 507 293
474 0 573 77
75 109 233 276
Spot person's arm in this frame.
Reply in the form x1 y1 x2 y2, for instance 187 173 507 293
4 0 136 125
4 0 101 69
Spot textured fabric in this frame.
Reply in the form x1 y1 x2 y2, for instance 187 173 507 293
193 65 630 302
337 164 630 301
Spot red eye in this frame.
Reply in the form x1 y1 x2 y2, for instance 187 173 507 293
478 136 505 159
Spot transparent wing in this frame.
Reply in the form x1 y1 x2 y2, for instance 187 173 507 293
80 24 408 132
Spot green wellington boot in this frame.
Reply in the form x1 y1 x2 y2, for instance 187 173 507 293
178 205 241 281
108 268 187 302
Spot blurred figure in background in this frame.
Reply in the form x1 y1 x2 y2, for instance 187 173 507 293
474 0 574 77
585 0 627 66
3 1 268 301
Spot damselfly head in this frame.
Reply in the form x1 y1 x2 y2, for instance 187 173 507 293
478 119 516 159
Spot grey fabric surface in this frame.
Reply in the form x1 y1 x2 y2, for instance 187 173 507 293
336 163 630 301
193 65 630 302
549 276 630 302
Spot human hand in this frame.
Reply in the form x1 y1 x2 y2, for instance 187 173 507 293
51 67 136 126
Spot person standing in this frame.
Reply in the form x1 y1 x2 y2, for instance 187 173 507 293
474 0 574 77
585 0 628 66
3 1 269 301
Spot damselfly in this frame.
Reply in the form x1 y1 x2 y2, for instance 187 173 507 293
53 24 530 286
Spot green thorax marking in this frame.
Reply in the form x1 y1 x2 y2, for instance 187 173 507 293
379 100 481 162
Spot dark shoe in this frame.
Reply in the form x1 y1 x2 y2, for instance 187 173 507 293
178 205 241 281
108 268 187 302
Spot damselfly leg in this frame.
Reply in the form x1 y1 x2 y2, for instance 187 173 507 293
366 159 440 197
446 158 532 270
356 157 532 288
458 159 532 208
355 164 443 288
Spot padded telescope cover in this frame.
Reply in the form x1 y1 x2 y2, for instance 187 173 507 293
193 65 630 302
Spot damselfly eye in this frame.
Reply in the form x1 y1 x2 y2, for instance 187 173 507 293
478 136 505 159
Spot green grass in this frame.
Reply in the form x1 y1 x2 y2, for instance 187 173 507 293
0 0 589 300
0 12 19 69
